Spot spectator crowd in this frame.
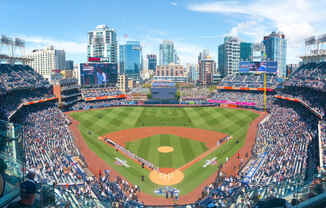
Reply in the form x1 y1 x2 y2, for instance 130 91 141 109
13 103 143 207
319 121 326 171
81 88 123 98
0 64 49 94
284 62 326 91
219 73 281 89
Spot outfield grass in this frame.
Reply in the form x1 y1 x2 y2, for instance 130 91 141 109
70 107 259 195
125 134 208 169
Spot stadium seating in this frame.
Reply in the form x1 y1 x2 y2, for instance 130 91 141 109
284 62 326 91
81 88 123 98
0 64 49 92
218 73 281 89
319 121 326 170
276 87 326 118
2 62 326 207
13 103 142 207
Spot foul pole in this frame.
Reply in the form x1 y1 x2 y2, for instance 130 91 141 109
264 72 267 112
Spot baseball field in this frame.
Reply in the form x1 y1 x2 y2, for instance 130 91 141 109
69 107 259 197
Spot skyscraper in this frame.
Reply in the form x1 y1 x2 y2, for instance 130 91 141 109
87 25 118 63
159 40 177 65
218 36 240 77
198 50 216 85
26 46 65 81
65 60 74 70
147 54 157 71
263 31 287 78
119 41 142 79
240 42 253 61
198 49 209 64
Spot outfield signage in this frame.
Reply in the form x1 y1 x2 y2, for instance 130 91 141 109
217 86 274 92
207 99 256 106
84 94 127 101
23 97 58 105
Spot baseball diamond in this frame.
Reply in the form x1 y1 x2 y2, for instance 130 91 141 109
68 106 262 203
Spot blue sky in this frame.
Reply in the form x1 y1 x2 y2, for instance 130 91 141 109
1 0 325 65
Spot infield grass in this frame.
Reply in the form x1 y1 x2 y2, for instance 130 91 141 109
125 134 208 169
69 107 259 196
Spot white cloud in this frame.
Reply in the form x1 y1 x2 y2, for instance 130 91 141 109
170 2 177 6
18 35 86 55
188 0 326 63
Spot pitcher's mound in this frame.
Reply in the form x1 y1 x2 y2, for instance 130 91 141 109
149 169 184 186
158 146 174 153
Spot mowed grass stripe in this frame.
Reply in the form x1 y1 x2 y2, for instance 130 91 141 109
169 135 185 167
137 137 152 159
190 140 208 157
159 135 172 167
70 107 260 195
179 137 195 163
147 135 160 167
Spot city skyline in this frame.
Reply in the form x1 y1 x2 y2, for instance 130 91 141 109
1 0 326 65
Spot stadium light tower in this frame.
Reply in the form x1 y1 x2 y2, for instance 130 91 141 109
14 37 25 57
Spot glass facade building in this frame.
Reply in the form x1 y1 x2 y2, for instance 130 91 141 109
240 42 253 61
159 40 176 65
119 41 142 79
147 54 157 71
263 32 287 78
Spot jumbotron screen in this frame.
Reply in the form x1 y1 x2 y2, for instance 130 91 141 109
239 61 277 73
80 63 118 86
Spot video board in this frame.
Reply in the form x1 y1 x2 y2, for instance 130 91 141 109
80 63 118 86
239 61 277 73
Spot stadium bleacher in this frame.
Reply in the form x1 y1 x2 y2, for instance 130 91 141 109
81 87 123 98
0 64 49 92
284 62 326 91
218 73 281 89
1 61 326 207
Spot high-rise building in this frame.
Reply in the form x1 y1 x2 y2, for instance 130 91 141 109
147 54 157 71
87 25 118 63
26 46 65 81
263 31 287 78
198 49 210 64
199 54 216 85
159 40 177 65
240 42 253 61
218 36 240 77
65 60 74 70
119 41 142 79
186 64 198 83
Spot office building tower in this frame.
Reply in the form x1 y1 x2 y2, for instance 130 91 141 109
159 40 176 65
147 54 157 71
218 36 240 77
26 46 65 81
240 42 253 61
65 60 74 70
263 31 287 78
199 53 216 85
119 41 142 79
87 25 118 63
198 49 209 64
